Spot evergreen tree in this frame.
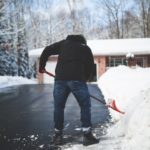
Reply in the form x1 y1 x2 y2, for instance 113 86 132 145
0 0 35 78
17 8 30 78
0 1 18 76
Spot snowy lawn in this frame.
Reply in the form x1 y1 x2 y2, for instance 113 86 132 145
65 66 150 150
0 76 37 89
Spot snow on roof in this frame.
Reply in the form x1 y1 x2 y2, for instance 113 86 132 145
29 48 44 57
29 38 150 57
88 38 150 56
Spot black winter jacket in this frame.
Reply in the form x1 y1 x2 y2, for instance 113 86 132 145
39 35 94 82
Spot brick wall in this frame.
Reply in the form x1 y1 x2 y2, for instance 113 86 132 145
94 56 106 78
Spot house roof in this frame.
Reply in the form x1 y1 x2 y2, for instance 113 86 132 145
29 38 150 57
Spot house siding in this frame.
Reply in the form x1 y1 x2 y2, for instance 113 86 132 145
94 56 106 79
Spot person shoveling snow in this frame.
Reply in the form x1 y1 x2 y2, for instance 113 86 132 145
39 34 99 146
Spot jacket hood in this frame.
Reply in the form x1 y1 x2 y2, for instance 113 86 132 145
66 34 87 45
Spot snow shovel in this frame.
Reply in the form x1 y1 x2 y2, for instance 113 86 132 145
44 70 125 114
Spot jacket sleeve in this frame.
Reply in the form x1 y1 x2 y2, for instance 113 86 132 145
84 46 94 81
39 40 64 71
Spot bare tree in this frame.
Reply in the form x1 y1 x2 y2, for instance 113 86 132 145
123 9 142 38
66 0 85 33
95 0 130 39
136 0 150 37
104 0 126 38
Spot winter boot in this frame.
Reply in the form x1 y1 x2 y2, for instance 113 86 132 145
51 129 63 145
83 130 99 146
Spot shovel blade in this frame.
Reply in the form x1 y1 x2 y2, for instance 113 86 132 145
107 100 125 114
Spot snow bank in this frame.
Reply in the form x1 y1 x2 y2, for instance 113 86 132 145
65 66 150 150
98 66 150 150
0 76 37 89
98 65 150 119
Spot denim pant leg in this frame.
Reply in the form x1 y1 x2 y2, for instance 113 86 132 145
53 81 70 130
68 81 92 128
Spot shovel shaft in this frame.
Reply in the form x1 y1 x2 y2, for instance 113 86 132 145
89 94 106 105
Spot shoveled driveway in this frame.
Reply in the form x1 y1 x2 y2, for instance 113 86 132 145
0 84 110 150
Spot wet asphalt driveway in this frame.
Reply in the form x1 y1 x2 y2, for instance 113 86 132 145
0 84 110 150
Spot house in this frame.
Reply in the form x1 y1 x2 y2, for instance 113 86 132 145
29 38 150 83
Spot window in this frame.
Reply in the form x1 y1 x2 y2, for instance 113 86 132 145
108 56 127 67
107 56 147 67
136 57 147 67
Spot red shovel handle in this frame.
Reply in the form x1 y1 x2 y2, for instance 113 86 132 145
44 70 55 78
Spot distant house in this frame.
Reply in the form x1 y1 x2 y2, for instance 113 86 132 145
29 38 150 83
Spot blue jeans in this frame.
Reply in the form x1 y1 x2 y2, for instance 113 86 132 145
53 80 92 130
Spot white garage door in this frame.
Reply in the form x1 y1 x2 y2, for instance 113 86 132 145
44 61 57 83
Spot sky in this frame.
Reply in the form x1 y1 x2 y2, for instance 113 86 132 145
32 0 87 13
29 0 136 29
0 65 150 150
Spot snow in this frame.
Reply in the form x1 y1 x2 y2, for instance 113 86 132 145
0 76 37 89
88 38 150 56
65 66 150 150
1 66 150 150
29 38 150 57
126 52 134 58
